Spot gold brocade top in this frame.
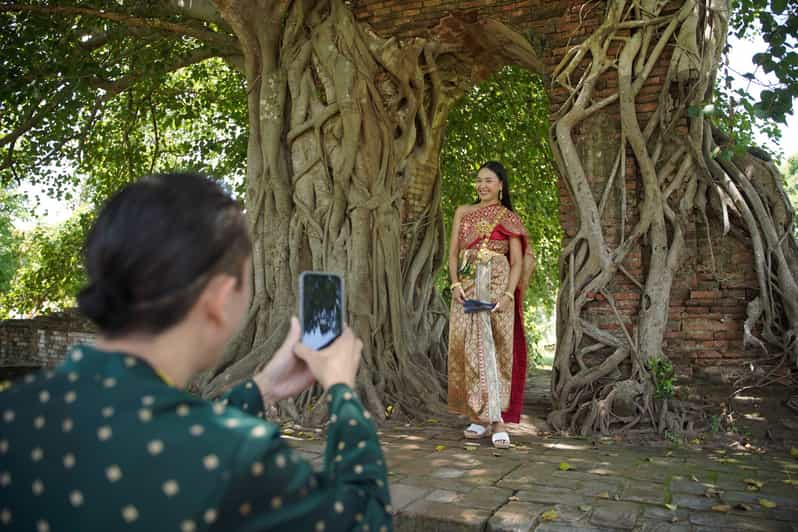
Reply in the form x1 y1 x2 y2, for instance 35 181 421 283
456 204 536 297
457 204 527 256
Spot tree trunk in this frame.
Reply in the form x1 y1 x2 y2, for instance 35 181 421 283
194 0 544 421
199 0 463 419
547 0 798 435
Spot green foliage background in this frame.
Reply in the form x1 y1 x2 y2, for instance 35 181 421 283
0 212 90 318
0 191 24 296
782 153 798 237
1 56 248 319
713 0 797 156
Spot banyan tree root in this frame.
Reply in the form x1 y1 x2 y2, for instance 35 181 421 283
547 0 798 436
200 0 545 422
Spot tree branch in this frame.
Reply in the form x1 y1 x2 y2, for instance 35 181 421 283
164 0 228 27
90 45 225 98
1 3 238 50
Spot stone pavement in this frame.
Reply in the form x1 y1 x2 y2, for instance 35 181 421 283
288 421 798 531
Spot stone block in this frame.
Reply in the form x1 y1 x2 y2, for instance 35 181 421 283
487 501 547 532
394 498 492 532
589 500 640 529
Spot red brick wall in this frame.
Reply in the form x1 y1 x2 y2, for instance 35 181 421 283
353 0 766 383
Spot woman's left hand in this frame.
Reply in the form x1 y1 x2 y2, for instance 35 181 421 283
254 317 316 403
491 294 513 313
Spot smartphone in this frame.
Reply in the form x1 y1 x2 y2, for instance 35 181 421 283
298 271 345 351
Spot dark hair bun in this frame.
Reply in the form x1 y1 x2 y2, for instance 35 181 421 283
77 281 131 332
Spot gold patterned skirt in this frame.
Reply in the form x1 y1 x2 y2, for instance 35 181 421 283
447 251 514 423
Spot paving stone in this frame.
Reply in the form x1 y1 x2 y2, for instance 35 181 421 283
670 476 720 496
544 504 593 524
688 511 794 531
671 492 721 511
497 463 575 489
623 465 677 483
390 483 432 512
692 524 791 532
769 505 798 523
577 479 625 497
514 486 592 506
619 480 668 505
389 475 475 493
641 503 690 523
457 486 514 510
533 523 617 532
395 498 492 532
488 502 548 532
632 519 690 532
458 462 525 487
589 500 640 529
427 489 461 503
430 467 468 480
427 450 493 470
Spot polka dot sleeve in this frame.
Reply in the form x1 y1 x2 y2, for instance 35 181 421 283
218 380 266 418
212 384 392 532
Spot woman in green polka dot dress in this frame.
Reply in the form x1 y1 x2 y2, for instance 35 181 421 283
0 173 392 531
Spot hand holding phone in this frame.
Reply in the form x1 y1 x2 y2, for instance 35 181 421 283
253 317 315 403
295 327 362 390
296 271 361 389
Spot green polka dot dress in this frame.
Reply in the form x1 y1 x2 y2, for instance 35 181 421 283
0 345 392 531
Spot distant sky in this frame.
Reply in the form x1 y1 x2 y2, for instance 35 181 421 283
11 30 798 232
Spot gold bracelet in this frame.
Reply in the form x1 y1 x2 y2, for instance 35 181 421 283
450 282 462 290
503 290 515 301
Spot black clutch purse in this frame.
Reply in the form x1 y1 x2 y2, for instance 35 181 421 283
462 299 496 313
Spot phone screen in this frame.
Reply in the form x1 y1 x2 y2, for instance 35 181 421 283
299 272 344 351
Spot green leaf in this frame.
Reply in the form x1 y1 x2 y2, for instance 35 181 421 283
771 0 787 14
759 499 777 509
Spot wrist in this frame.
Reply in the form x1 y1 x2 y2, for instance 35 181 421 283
325 380 355 394
253 375 277 407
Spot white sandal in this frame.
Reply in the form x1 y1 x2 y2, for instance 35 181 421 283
463 423 489 439
492 431 511 449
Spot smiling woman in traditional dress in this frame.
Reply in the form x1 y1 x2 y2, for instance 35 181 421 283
447 161 536 449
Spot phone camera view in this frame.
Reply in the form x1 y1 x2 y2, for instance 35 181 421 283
301 273 343 351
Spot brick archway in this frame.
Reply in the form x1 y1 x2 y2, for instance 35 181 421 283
354 0 761 384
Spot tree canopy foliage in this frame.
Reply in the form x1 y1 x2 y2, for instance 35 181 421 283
783 153 798 219
0 190 24 297
730 0 797 124
0 211 89 318
0 3 245 200
713 0 797 154
1 3 249 316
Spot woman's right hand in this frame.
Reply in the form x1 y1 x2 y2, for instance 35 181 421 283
453 286 466 304
294 327 363 390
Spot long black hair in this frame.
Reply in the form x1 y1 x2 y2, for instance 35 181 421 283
77 172 251 337
478 161 514 212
